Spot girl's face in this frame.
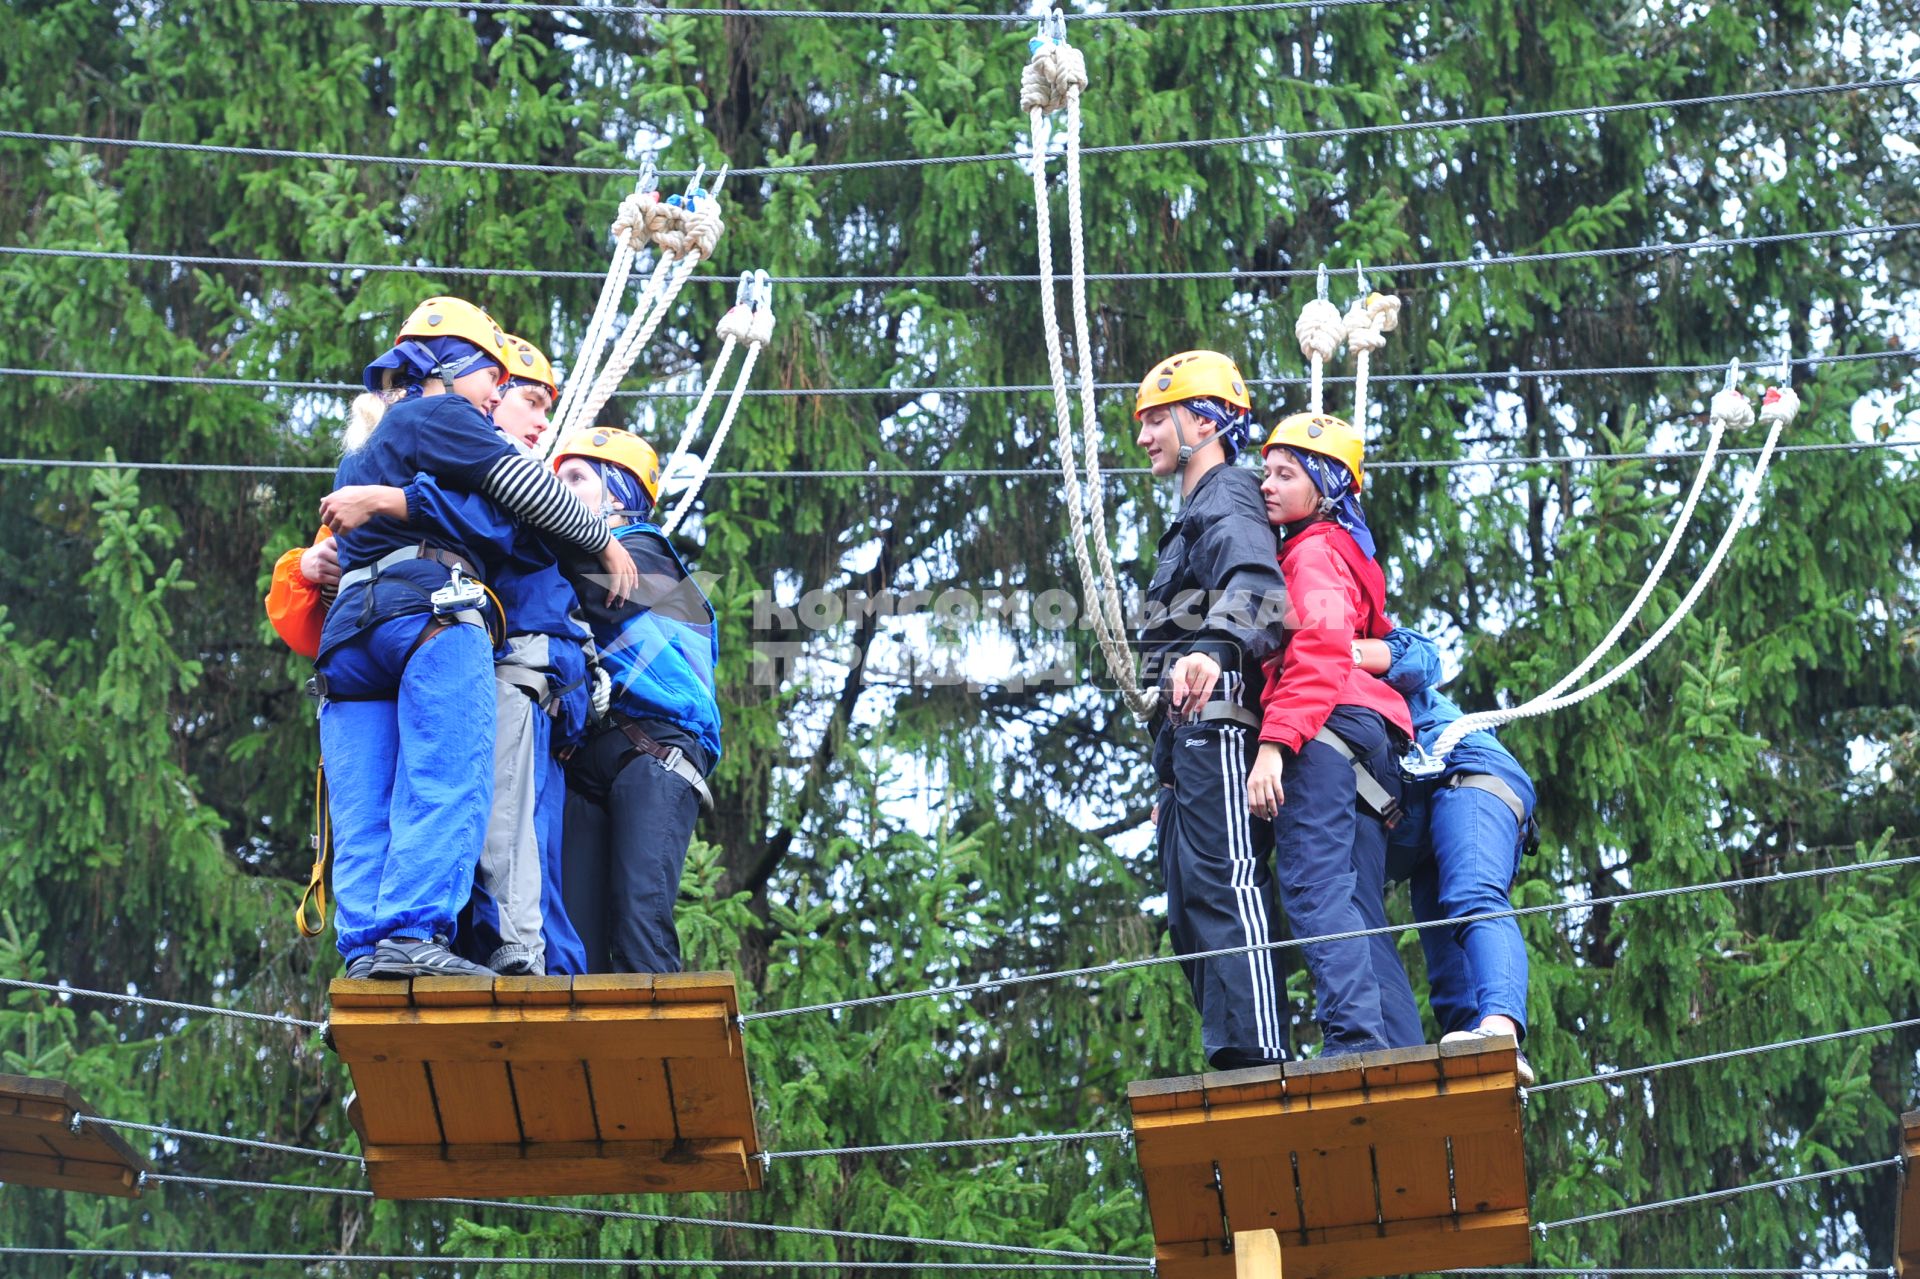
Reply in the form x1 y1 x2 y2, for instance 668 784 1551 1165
1261 448 1324 526
451 363 506 416
495 383 554 447
557 457 609 513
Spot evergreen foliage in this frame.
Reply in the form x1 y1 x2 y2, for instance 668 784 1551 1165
1 0 1916 1272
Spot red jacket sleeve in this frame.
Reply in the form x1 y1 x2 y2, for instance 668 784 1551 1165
264 526 332 660
1259 537 1360 752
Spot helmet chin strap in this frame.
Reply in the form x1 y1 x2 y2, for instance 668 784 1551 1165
1170 405 1222 471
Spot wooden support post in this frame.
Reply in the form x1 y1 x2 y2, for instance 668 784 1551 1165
1898 1110 1920 1276
1233 1229 1282 1279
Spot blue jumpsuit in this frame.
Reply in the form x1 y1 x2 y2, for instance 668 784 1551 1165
560 521 721 975
1382 630 1538 1037
315 394 606 968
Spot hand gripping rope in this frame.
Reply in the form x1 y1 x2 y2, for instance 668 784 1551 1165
659 270 776 537
542 163 729 459
1340 264 1400 433
1420 359 1801 766
1023 12 1156 722
1294 265 1345 415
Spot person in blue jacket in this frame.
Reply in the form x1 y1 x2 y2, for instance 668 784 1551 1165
550 427 721 975
314 297 636 981
1358 629 1540 1082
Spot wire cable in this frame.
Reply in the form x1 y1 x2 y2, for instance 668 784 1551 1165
1536 1156 1902 1233
740 854 1920 1023
768 1130 1131 1160
7 76 1912 181
0 975 323 1031
7 220 1910 285
1531 1015 1920 1096
74 1115 360 1163
1 440 1914 484
0 1248 1149 1270
2 345 1912 401
279 0 1400 19
143 1173 1147 1264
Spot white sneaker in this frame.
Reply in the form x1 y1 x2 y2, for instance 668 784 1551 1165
1442 1027 1535 1086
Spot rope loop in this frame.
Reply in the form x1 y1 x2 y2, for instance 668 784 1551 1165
1294 298 1345 363
1020 11 1085 113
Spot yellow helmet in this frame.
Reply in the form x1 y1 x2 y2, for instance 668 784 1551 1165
552 427 662 504
1263 412 1365 491
395 296 509 363
1133 350 1253 419
501 334 558 397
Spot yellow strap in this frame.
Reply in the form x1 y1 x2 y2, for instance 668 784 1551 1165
295 762 333 938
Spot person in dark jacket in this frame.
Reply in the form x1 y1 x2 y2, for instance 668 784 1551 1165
1133 350 1294 1070
1249 412 1421 1056
551 427 722 975
314 297 636 981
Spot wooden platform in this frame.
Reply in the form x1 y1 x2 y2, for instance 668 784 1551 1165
0 1074 147 1197
1898 1110 1920 1276
1128 1038 1530 1279
330 972 762 1199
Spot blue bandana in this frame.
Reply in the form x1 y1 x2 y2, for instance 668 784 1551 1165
362 336 501 394
1180 397 1257 463
1283 446 1376 558
591 458 654 522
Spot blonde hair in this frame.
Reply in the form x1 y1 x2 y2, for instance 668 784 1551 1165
344 389 404 452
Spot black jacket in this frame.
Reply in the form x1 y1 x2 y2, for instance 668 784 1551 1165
1138 463 1291 743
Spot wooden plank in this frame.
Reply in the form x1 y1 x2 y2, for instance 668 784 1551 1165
1217 1150 1300 1240
348 1061 444 1146
570 973 654 1005
493 976 575 1006
1897 1112 1920 1272
1292 1140 1378 1233
663 1058 757 1145
0 1075 149 1189
1448 1090 1528 1217
1140 1160 1227 1247
1154 1207 1531 1279
0 1075 87 1112
1129 1074 1204 1115
1233 1228 1281 1279
409 977 497 1007
0 1150 141 1198
1376 1134 1453 1224
1201 1069 1285 1108
1359 1045 1444 1089
361 1137 756 1200
654 971 738 1014
328 978 414 1009
1437 1034 1517 1080
585 1056 678 1142
1133 1073 1519 1169
1282 1053 1368 1097
509 1061 600 1144
330 1002 731 1064
426 1061 522 1146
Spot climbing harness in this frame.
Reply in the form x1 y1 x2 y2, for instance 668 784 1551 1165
1420 358 1801 765
1310 725 1404 829
1023 11 1154 721
541 161 729 460
295 762 332 938
658 269 777 538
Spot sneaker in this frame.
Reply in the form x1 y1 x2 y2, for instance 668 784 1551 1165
487 944 541 977
344 953 377 980
1442 1027 1536 1086
369 936 496 980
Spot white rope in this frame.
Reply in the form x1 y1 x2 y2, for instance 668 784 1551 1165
1024 18 1154 721
1428 375 1799 759
545 177 656 451
1342 273 1400 430
661 274 775 537
654 273 753 498
1295 266 1344 415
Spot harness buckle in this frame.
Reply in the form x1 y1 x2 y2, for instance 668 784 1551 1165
1400 741 1447 780
430 568 487 618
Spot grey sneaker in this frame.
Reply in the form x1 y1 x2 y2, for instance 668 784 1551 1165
369 936 495 980
344 954 377 980
1442 1027 1536 1086
487 944 541 977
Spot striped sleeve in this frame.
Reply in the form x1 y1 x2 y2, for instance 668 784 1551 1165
480 452 611 554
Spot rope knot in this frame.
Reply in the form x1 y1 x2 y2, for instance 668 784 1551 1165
1758 384 1800 427
611 190 662 249
682 202 726 262
716 304 754 344
1709 386 1756 432
1342 298 1388 354
747 301 777 348
1021 43 1087 114
1295 298 1345 363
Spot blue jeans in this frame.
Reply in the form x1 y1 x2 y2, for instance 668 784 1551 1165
1407 781 1529 1037
317 615 495 965
1271 706 1422 1055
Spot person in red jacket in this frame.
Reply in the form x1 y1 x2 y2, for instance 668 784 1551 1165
1249 412 1423 1056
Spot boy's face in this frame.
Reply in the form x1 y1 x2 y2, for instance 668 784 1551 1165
1136 404 1208 477
495 384 554 447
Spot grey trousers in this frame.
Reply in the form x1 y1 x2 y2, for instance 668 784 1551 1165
476 634 550 972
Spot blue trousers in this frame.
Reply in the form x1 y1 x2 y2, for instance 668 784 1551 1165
1270 706 1423 1055
317 615 495 965
1407 780 1530 1037
1155 722 1288 1068
561 722 702 974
